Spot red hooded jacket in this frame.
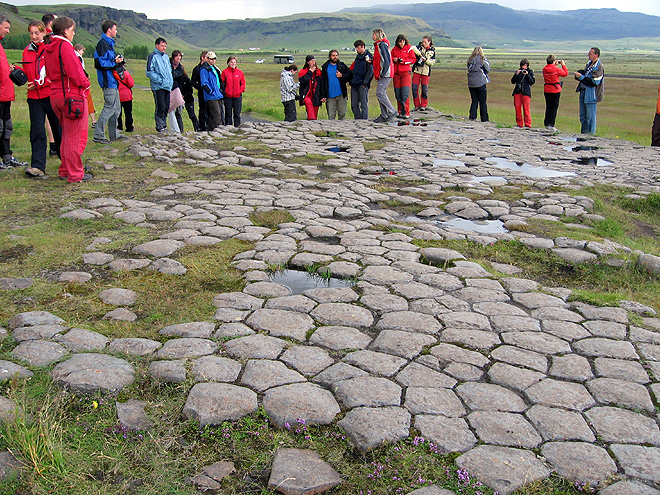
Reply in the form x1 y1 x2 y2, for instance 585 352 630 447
114 69 134 102
44 36 90 100
373 38 394 80
221 67 245 98
391 44 417 75
0 37 15 102
22 41 52 99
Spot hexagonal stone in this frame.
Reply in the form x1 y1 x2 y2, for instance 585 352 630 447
13 324 68 342
280 346 334 376
573 304 629 323
310 303 373 328
104 308 137 321
11 341 68 367
594 357 649 383
159 322 215 338
455 445 550 494
439 311 490 330
583 320 627 339
55 328 110 352
264 383 340 428
487 362 544 392
7 311 65 330
333 376 402 409
155 338 217 359
541 320 590 341
192 356 242 383
396 362 456 389
244 282 291 298
490 316 541 333
309 326 372 350
490 345 547 373
183 383 257 426
467 411 542 448
0 360 33 381
267 448 342 495
599 481 660 495
361 266 414 286
99 288 138 306
83 252 114 265
440 328 501 350
360 294 408 313
312 362 369 388
343 350 406 377
525 379 594 411
456 383 527 412
430 343 489 368
549 354 594 381
224 334 287 360
501 332 571 354
587 377 654 412
109 338 162 356
542 442 616 488
51 354 134 394
405 387 466 416
149 258 187 275
149 360 187 383
246 309 314 342
376 311 442 335
338 406 410 452
512 292 568 309
420 247 466 263
265 295 317 313
131 239 184 257
525 405 595 442
609 445 660 484
415 415 476 454
573 338 639 359
108 259 152 272
370 330 437 360
585 407 660 445
303 287 358 304
212 292 264 310
240 360 306 392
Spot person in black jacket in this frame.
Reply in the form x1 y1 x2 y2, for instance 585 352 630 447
171 50 199 132
349 40 374 120
190 51 208 131
319 50 352 120
511 58 535 128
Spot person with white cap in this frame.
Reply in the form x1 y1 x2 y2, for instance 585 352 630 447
199 51 224 130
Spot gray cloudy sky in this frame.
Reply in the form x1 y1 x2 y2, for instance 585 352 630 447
12 0 660 21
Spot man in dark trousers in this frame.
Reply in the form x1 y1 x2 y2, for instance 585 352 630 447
191 51 208 131
319 50 352 120
349 40 373 120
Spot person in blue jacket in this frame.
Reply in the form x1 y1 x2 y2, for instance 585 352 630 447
146 37 173 133
92 20 123 143
198 51 224 130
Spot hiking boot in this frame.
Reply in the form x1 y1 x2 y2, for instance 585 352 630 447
25 167 45 177
373 115 386 123
92 137 110 144
4 157 28 167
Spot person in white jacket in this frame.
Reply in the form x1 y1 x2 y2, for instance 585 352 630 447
280 64 299 122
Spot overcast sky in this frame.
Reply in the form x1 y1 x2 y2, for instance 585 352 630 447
12 0 660 21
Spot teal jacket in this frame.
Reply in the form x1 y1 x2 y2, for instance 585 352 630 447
146 49 173 91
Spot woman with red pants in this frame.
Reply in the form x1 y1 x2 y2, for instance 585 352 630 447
44 16 91 182
298 55 322 120
411 36 435 111
510 58 535 128
391 34 417 118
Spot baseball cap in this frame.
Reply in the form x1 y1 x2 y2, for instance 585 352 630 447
207 51 217 59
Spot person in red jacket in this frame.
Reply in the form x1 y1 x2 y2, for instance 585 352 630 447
44 17 92 182
113 62 134 132
391 34 417 119
21 20 62 178
372 28 397 123
542 54 569 132
221 56 246 127
0 15 29 170
298 55 322 120
653 82 660 147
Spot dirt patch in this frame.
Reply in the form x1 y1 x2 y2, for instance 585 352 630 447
0 245 33 263
629 218 659 239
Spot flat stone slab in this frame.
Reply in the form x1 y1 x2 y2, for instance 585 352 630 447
0 360 33 381
585 407 660 445
525 405 595 442
116 399 153 431
609 444 660 484
370 330 437 360
192 461 236 492
310 303 374 328
55 328 110 352
240 359 306 392
11 340 68 367
524 378 595 411
131 239 184 257
414 415 477 453
467 411 542 448
149 360 187 383
456 382 527 412
59 271 93 283
263 382 341 427
109 338 162 356
104 308 138 321
344 350 407 377
573 338 639 359
268 448 342 495
338 406 411 452
599 481 660 495
405 387 466 417
280 346 334 376
309 326 372 350
192 356 242 383
0 277 33 290
155 338 217 359
375 311 442 334
244 281 291 298
212 291 264 310
183 383 257 426
99 288 138 306
0 450 24 480
407 487 456 495
7 311 65 330
455 445 550 494
246 309 314 341
224 334 287 360
361 266 414 285
586 377 655 412
51 353 134 394
541 442 616 488
158 321 215 338
13 324 68 342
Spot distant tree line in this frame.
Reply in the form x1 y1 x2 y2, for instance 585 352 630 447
2 34 30 50
124 45 150 59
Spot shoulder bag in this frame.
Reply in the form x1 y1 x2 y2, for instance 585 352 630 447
59 43 85 119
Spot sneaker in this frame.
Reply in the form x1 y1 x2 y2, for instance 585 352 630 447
0 162 8 170
69 173 93 183
413 106 422 111
25 167 45 177
4 157 28 167
405 114 411 119
420 107 427 112
92 137 110 144
373 115 386 123
111 135 128 141
387 113 398 122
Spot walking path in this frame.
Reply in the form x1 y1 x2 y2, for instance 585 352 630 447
2 111 660 494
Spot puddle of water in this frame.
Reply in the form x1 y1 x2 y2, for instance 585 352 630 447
485 156 575 178
269 269 354 295
434 159 466 167
572 157 613 167
437 218 508 234
470 176 508 185
327 146 348 153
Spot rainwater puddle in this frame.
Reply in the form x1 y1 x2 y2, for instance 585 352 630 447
437 218 508 234
434 159 466 167
572 157 613 167
485 157 575 178
269 269 354 295
327 146 349 153
470 176 508 185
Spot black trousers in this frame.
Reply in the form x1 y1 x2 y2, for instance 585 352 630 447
152 89 170 131
224 96 242 126
117 100 133 132
653 113 660 147
283 100 297 122
197 91 207 131
184 99 199 131
0 101 13 163
206 99 224 130
28 97 62 171
544 92 561 127
468 84 488 122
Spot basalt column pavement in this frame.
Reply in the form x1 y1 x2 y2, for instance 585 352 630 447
2 112 660 494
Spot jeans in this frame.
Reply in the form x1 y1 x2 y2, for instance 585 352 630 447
513 93 531 128
28 97 62 172
326 95 347 120
412 72 430 108
351 85 369 120
283 100 297 122
94 88 120 141
153 89 170 132
51 95 88 182
118 100 133 132
544 92 561 127
376 77 396 118
653 113 660 147
224 96 242 126
469 84 489 121
579 91 597 135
